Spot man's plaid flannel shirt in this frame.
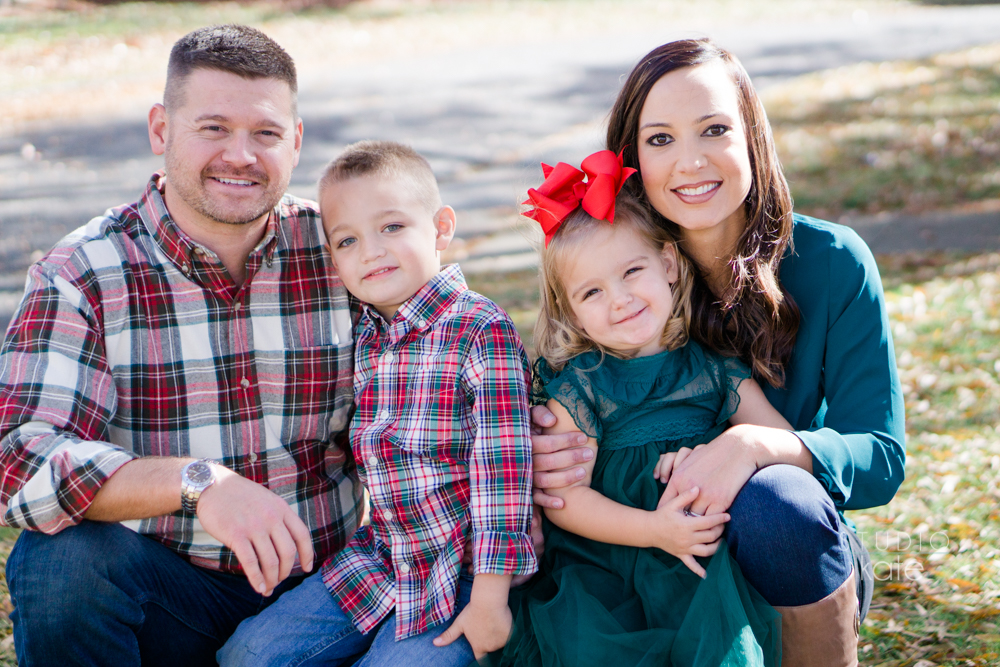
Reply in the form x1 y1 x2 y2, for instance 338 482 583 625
0 173 362 573
323 265 536 640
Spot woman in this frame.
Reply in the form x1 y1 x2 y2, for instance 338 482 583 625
530 39 905 666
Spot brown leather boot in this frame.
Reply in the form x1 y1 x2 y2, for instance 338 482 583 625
774 569 860 667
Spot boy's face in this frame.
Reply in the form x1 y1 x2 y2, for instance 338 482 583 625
322 174 455 321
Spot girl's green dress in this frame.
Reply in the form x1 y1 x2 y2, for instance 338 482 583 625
488 340 781 667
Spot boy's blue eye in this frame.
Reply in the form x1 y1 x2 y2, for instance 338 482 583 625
384 224 403 233
337 237 356 248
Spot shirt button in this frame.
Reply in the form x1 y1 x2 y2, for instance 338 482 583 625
417 319 427 328
383 351 394 363
379 409 390 420
194 248 205 255
240 377 250 389
383 510 393 522
248 452 258 463
398 562 410 574
181 263 190 275
234 302 242 311
368 456 378 467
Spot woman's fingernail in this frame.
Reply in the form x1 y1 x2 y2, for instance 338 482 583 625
576 434 587 444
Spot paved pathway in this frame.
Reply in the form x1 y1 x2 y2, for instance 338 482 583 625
3 3 1000 329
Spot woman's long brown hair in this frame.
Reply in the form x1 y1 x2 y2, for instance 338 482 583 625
606 38 799 388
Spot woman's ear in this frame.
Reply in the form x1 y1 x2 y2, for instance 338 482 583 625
661 243 680 283
434 206 457 252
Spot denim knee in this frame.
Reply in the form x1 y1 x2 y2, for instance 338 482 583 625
8 521 148 630
726 465 853 606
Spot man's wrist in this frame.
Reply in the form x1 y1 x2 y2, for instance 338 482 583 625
180 458 217 513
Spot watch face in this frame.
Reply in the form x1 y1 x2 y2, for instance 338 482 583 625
187 462 213 485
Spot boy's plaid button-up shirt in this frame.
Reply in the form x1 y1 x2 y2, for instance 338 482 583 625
323 264 536 640
0 173 362 573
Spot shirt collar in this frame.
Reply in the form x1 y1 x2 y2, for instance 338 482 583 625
137 172 279 280
360 264 468 333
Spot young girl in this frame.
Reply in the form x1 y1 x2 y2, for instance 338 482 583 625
490 151 790 666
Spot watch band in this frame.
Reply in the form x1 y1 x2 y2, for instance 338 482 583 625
181 458 216 514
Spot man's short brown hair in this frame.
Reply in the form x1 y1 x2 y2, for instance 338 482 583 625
319 140 442 213
164 24 297 114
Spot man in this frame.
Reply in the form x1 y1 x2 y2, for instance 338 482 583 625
0 25 361 666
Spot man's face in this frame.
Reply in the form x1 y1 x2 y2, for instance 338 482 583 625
153 68 302 229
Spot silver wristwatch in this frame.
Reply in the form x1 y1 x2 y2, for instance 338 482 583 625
180 459 216 514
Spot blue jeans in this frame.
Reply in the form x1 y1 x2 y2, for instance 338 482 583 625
218 570 476 667
6 520 302 667
726 464 874 618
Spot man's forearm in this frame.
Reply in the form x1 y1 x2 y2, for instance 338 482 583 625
83 457 192 522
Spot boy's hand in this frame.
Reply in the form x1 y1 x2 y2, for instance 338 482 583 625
649 486 729 578
434 573 513 659
433 599 512 659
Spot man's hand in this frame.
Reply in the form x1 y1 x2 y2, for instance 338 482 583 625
197 466 314 597
530 405 593 509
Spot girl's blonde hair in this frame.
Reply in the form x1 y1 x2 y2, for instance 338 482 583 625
534 194 694 371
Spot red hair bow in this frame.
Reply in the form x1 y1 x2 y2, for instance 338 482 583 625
522 149 637 247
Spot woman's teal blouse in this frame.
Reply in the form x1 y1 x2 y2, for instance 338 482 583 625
764 214 905 511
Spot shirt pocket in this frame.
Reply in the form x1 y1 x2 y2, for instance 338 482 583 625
380 368 471 463
257 344 351 453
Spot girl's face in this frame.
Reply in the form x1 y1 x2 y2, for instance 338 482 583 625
561 224 678 357
636 60 753 244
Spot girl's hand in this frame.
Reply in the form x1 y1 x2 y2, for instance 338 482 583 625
433 598 512 660
650 486 729 578
530 404 594 509
652 446 701 484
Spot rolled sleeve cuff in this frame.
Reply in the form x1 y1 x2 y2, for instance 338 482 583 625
472 529 537 576
3 445 137 533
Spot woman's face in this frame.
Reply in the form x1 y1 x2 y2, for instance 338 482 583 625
636 60 752 243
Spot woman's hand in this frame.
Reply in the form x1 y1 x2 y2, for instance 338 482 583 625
661 428 761 517
530 404 593 509
663 425 813 516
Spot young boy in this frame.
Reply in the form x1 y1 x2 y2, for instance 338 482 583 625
218 140 536 667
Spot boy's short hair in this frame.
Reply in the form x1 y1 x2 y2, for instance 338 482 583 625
319 140 442 214
165 24 298 114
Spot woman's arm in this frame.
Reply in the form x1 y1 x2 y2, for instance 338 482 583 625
542 400 727 575
660 378 809 517
664 223 906 515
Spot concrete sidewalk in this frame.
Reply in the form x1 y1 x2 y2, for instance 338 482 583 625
3 2 1000 332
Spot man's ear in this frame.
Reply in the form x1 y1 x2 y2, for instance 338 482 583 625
148 104 168 157
433 206 457 252
661 242 680 283
292 118 303 168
